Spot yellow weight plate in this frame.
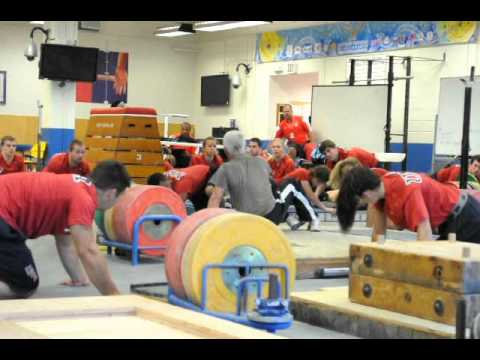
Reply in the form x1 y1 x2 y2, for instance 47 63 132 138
104 206 117 241
181 212 296 313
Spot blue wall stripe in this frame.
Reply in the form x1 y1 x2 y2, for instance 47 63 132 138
390 143 433 173
41 128 75 162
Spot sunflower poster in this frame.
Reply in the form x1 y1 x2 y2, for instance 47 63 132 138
256 21 479 63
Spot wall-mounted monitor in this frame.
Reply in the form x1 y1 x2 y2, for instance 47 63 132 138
39 43 99 82
201 74 230 106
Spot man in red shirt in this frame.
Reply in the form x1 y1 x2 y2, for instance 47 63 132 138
0 160 131 299
147 165 211 212
248 138 270 161
0 136 25 175
43 139 91 176
191 137 223 173
268 138 296 185
336 167 480 243
275 104 311 146
435 155 480 185
320 139 379 170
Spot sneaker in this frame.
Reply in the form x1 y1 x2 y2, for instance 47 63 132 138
308 218 321 232
286 214 305 231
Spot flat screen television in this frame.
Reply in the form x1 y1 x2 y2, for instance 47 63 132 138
39 43 99 82
201 74 230 106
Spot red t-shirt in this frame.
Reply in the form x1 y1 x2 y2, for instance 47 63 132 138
269 156 296 185
303 142 317 161
327 147 379 170
164 165 210 195
0 154 25 175
372 167 388 177
0 173 98 238
191 154 224 169
285 167 311 182
375 172 459 232
43 153 91 176
275 116 310 145
436 165 461 183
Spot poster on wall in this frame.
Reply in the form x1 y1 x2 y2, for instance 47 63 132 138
256 21 479 63
76 51 128 104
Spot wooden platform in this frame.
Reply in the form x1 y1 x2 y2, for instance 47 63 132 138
0 295 282 339
290 287 456 339
285 229 370 279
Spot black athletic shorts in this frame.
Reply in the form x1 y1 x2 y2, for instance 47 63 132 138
0 218 39 294
438 193 480 243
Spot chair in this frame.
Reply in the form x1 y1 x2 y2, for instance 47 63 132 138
24 141 48 171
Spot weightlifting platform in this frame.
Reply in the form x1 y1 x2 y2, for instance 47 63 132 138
291 287 455 339
290 240 480 339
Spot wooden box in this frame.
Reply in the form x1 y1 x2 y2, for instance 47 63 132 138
349 240 480 326
115 151 164 166
87 115 159 138
85 137 163 152
125 165 167 178
85 149 117 163
86 149 164 166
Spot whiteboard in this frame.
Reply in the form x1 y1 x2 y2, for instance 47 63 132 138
435 76 480 156
311 85 388 153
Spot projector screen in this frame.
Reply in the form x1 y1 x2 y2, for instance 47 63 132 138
311 85 388 153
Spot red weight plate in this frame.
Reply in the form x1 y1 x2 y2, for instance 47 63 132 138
113 185 187 256
165 208 234 299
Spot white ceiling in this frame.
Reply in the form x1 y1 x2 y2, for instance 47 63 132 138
14 21 339 42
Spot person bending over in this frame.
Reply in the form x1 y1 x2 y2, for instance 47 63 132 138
0 160 131 299
433 155 480 189
327 157 388 201
268 138 296 185
43 139 91 176
147 165 212 213
282 165 335 214
207 130 321 232
0 136 25 175
336 167 480 243
320 139 379 170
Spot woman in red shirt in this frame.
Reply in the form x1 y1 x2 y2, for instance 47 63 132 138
190 137 223 174
336 167 480 243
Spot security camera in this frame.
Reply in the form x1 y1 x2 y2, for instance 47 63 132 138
24 40 38 61
24 27 50 62
232 73 241 89
232 63 251 90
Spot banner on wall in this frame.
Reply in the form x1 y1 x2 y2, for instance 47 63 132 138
76 51 129 104
256 21 479 63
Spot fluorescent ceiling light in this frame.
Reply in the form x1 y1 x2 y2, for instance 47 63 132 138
156 31 193 38
30 21 45 25
195 21 271 32
155 23 195 37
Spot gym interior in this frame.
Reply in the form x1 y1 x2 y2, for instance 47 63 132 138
0 21 479 339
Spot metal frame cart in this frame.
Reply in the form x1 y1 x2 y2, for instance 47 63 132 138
98 214 183 266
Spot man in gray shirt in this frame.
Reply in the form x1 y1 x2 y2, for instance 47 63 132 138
208 130 320 231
